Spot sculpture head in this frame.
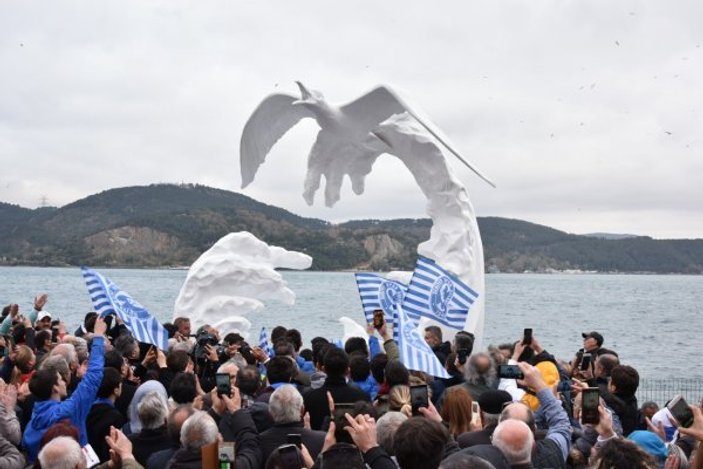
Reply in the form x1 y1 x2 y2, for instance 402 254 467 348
293 81 325 107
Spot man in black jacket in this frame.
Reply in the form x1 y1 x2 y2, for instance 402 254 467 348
424 326 451 365
86 367 125 462
260 384 326 463
303 347 369 430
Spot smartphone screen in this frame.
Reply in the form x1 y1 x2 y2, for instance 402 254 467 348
287 434 302 449
278 444 302 469
410 385 429 416
522 328 533 346
667 395 694 428
580 353 592 371
215 373 231 397
471 401 481 426
581 388 600 424
457 348 469 365
373 310 385 329
498 364 524 380
334 404 355 444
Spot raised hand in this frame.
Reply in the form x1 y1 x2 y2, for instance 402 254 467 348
344 413 379 453
93 316 108 336
33 294 48 311
418 399 443 423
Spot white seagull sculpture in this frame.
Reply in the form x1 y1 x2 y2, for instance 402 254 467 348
240 82 495 206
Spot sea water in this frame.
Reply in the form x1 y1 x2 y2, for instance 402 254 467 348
1 267 701 380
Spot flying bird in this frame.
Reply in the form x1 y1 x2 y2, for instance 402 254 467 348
240 82 495 205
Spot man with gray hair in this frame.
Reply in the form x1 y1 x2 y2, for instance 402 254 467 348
376 411 408 456
492 419 535 467
497 362 570 469
146 404 196 469
37 436 85 469
166 411 220 468
128 391 172 466
259 384 326 462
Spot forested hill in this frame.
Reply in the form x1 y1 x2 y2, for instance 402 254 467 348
1 184 702 273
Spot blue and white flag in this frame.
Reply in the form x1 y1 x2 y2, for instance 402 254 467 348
402 257 479 329
391 306 400 343
258 326 274 357
354 273 407 324
396 304 449 378
81 267 169 350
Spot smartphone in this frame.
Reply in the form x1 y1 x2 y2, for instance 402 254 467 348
287 433 302 449
581 387 600 424
215 373 231 397
278 444 302 469
667 395 694 428
373 310 385 329
410 385 429 416
522 328 533 346
580 353 592 371
333 403 355 444
471 401 481 427
457 348 469 365
51 327 59 343
498 364 524 380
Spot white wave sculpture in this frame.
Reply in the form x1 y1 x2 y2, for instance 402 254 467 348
240 83 494 348
173 232 312 339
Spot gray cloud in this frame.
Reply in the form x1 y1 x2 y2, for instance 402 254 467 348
1 1 701 239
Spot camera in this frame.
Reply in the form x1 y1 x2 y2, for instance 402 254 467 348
239 342 255 365
193 331 221 361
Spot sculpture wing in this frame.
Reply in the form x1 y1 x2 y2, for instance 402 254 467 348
240 94 314 188
344 85 495 188
340 86 407 131
339 316 369 347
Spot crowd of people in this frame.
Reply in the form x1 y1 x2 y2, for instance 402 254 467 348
1 293 702 469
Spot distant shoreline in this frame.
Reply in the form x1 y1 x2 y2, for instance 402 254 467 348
0 264 700 276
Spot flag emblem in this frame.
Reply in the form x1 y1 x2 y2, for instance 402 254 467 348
354 273 407 323
403 257 478 329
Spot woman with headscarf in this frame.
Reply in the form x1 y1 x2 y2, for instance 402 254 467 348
123 379 169 435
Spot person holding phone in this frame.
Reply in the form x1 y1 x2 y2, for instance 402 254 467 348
499 361 571 468
259 384 326 463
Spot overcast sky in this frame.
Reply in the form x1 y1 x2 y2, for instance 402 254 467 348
1 1 701 239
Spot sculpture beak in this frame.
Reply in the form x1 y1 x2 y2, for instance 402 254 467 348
295 81 312 100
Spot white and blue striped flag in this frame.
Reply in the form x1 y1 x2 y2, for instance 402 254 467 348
402 257 479 330
354 273 407 325
258 326 274 357
396 304 449 378
81 267 168 350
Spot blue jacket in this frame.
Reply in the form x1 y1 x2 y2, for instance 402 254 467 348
22 336 105 463
296 355 315 374
353 375 379 401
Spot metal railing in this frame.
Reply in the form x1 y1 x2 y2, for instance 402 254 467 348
636 378 703 407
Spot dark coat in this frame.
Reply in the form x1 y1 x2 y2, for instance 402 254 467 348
146 446 179 469
115 379 137 421
432 341 452 366
86 401 125 462
164 448 202 469
303 376 370 431
218 409 262 469
260 421 326 463
456 422 497 448
128 425 173 466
